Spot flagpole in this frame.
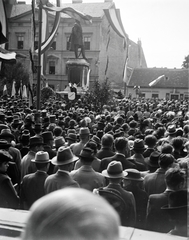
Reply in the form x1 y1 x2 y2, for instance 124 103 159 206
37 0 42 110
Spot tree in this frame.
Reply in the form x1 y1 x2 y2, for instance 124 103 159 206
182 55 189 69
0 61 29 94
41 86 55 103
82 78 114 113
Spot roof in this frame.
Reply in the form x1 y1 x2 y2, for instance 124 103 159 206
128 68 189 88
9 2 114 19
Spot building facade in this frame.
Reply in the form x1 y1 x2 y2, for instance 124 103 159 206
7 0 147 92
127 68 189 100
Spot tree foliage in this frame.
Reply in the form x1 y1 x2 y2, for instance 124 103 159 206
82 78 114 112
182 55 189 68
41 87 55 103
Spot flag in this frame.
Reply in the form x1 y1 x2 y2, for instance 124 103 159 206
123 56 128 83
11 80 16 98
104 9 127 48
149 75 165 87
22 85 27 99
28 83 33 107
3 84 7 95
105 56 109 76
0 51 16 62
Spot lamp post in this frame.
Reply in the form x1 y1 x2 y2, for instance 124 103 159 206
36 0 42 110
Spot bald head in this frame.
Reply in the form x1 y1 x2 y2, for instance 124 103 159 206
22 188 120 240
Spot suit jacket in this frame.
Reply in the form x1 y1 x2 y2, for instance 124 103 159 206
20 170 48 210
74 157 101 172
0 173 19 209
104 183 136 227
21 151 37 180
96 147 115 160
146 190 174 233
70 165 105 191
45 170 79 194
144 168 166 196
100 153 136 172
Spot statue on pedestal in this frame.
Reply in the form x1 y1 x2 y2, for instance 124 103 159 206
69 20 86 60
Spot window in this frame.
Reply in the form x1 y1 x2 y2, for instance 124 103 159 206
67 36 70 50
34 34 38 50
51 40 56 50
84 36 90 50
17 35 24 49
152 94 158 99
49 61 55 75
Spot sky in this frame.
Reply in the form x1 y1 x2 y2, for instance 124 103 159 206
24 0 189 69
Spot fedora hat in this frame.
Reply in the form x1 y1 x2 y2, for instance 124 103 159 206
31 151 51 163
51 146 78 166
124 169 143 181
54 136 65 149
0 139 11 149
132 139 146 150
0 150 13 163
34 123 43 131
79 127 90 135
167 125 176 135
145 151 160 167
79 147 94 160
102 161 128 179
65 133 77 142
11 118 22 127
29 136 45 147
0 129 14 139
90 135 101 147
41 131 54 141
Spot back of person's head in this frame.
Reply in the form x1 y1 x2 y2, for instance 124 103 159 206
144 134 157 147
171 137 184 150
158 153 174 169
114 137 128 152
165 167 185 191
21 188 120 240
53 126 63 137
161 143 173 154
101 133 114 148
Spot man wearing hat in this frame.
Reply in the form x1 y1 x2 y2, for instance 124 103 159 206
0 128 22 185
157 124 177 146
123 169 148 229
100 161 136 227
70 127 90 157
20 151 50 210
45 146 79 194
21 136 45 180
70 147 105 191
146 167 185 233
96 133 115 160
65 133 77 146
144 153 175 196
0 150 19 209
100 137 136 172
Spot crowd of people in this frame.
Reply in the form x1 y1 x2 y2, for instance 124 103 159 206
0 95 188 239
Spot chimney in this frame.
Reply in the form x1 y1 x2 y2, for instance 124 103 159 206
72 0 83 3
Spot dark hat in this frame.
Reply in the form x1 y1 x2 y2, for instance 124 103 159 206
90 135 101 147
102 161 128 179
145 151 161 167
54 136 65 149
29 136 45 147
124 169 144 181
65 133 77 142
0 139 11 149
67 129 76 134
49 115 56 123
167 125 176 135
0 150 12 163
51 146 78 165
132 139 146 150
11 118 22 127
34 123 42 131
41 131 54 141
0 129 14 139
31 151 51 163
79 147 94 160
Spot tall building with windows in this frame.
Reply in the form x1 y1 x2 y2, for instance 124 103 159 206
7 0 147 91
